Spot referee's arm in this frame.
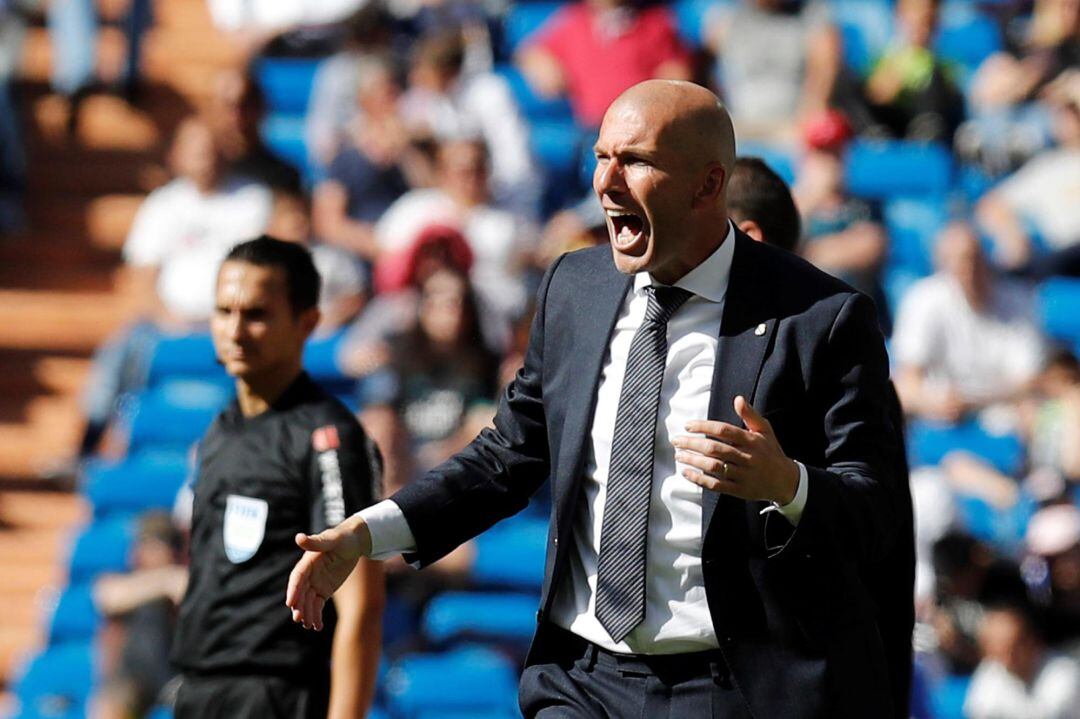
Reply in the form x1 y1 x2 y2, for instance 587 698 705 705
329 558 384 719
311 420 386 719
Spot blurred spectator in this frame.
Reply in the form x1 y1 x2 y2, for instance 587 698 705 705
0 0 28 234
375 137 536 340
1025 504 1080 652
313 56 414 261
533 198 608 269
402 30 540 217
958 0 1079 173
305 4 397 170
927 531 1028 674
892 222 1046 425
122 116 274 325
206 69 303 194
91 512 187 719
338 224 474 379
269 190 369 335
727 156 802 252
48 0 152 129
976 84 1080 274
75 117 272 461
517 0 692 129
205 0 366 54
1023 350 1080 489
707 0 840 144
792 114 889 322
859 0 964 143
965 601 1080 718
362 267 498 491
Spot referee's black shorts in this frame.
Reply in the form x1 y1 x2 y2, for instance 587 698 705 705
175 672 330 719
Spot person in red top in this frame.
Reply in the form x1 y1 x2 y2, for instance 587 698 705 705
517 0 693 128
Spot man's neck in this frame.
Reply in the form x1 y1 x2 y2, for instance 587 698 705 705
235 365 304 417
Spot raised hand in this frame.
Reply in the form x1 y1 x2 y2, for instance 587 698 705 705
672 395 800 505
286 515 372 631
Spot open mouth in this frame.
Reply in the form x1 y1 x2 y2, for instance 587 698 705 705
606 209 647 250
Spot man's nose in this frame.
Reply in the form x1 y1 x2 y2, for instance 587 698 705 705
594 158 625 197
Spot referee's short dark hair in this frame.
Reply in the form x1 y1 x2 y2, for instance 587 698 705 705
728 157 802 253
224 235 321 313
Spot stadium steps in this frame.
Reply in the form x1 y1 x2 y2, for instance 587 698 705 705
0 0 239 690
0 493 83 678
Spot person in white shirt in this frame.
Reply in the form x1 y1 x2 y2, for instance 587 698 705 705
965 602 1080 719
400 30 541 219
893 221 1047 426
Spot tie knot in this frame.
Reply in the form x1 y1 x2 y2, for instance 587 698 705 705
644 285 693 325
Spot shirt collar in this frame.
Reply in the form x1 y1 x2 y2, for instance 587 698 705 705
633 220 735 304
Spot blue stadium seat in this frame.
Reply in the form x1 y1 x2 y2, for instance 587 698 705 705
67 516 135 583
530 117 587 180
82 449 190 518
422 591 540 646
927 671 972 719
254 57 324 115
11 641 96 719
145 706 173 719
1037 278 1080 348
47 583 100 646
884 196 949 277
673 0 728 46
384 646 519 717
957 492 1037 551
261 113 313 182
495 63 574 121
845 140 953 199
303 329 348 384
829 0 894 77
144 333 224 387
123 380 231 454
738 142 798 186
502 1 565 56
472 514 548 589
908 420 1025 475
936 3 1002 83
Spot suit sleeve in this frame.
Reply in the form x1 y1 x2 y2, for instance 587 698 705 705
389 256 562 567
765 292 903 563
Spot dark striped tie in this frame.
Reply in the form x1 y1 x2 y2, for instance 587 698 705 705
595 284 693 643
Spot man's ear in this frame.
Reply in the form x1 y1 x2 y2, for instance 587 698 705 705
737 219 765 243
693 163 727 208
299 306 321 338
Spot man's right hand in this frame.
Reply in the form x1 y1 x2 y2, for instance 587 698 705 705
286 514 372 631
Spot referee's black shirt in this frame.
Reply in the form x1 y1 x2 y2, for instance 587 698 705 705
172 372 381 678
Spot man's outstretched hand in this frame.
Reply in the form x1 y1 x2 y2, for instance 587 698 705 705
286 514 372 631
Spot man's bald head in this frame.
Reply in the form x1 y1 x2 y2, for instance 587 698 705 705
594 80 740 283
607 80 737 190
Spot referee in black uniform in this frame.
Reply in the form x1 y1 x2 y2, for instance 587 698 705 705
172 236 384 719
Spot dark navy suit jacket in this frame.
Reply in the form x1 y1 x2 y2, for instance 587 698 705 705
392 231 910 718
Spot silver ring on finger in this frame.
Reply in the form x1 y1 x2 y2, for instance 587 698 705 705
719 460 728 479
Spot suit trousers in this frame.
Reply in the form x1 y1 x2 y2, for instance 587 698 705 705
520 627 756 719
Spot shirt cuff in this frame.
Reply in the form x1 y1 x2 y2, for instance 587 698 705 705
759 461 808 526
354 500 417 560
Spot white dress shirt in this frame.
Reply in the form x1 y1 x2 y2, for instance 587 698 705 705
357 221 808 654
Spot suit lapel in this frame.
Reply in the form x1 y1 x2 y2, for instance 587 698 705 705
702 233 778 535
553 259 632 524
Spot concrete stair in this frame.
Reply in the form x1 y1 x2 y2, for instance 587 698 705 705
0 0 238 686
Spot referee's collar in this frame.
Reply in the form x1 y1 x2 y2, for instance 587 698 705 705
224 370 313 423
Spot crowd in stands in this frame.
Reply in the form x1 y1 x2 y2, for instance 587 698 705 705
6 0 1080 717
